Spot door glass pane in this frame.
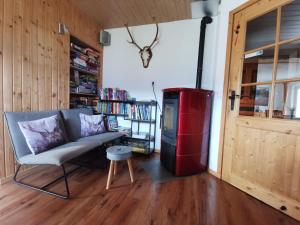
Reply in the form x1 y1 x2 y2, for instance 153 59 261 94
245 10 277 51
273 81 300 119
276 40 300 80
239 85 271 117
242 48 275 84
280 0 300 41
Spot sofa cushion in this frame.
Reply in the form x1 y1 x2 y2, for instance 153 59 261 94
76 132 124 146
4 110 64 160
18 115 68 155
18 141 98 166
60 108 93 141
79 113 106 137
19 132 124 166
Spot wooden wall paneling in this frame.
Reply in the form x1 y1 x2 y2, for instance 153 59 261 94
22 0 31 112
19 0 32 172
63 2 71 109
0 0 101 181
58 0 69 109
63 36 69 109
0 0 4 178
12 0 23 170
51 0 58 110
13 0 23 112
3 0 15 178
12 1 23 176
44 0 53 110
31 0 39 111
37 0 45 110
57 35 64 109
56 0 63 109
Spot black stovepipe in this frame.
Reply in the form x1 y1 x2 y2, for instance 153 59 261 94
196 16 213 89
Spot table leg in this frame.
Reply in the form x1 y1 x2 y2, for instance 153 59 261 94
127 158 134 183
114 161 117 175
106 160 114 190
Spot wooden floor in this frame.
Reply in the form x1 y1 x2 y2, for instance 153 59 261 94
0 154 299 225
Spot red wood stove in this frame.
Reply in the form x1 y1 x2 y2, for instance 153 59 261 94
160 88 213 176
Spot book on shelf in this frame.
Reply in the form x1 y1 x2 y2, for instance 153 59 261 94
74 70 80 85
70 43 100 58
131 104 152 121
98 88 129 101
131 132 154 140
127 140 152 154
111 126 131 136
70 70 97 94
70 96 98 111
70 42 100 74
97 100 153 121
97 102 130 115
69 37 100 111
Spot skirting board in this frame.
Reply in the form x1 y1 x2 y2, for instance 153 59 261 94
0 166 36 185
208 168 221 178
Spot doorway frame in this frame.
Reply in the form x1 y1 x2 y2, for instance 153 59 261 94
216 0 261 178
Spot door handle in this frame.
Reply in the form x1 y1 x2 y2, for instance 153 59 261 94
229 90 240 110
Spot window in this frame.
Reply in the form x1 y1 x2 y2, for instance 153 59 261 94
239 0 300 120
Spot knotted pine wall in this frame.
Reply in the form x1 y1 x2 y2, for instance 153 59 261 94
0 0 102 181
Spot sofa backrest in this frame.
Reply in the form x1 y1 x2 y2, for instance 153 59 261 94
60 108 93 141
4 110 63 160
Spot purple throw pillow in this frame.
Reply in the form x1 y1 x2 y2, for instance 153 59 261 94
80 113 106 137
18 115 67 155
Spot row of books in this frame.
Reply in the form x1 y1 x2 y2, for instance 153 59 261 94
70 97 98 111
70 71 97 94
98 88 129 101
130 105 152 121
97 102 153 121
127 139 151 154
70 43 100 60
97 102 130 115
70 42 99 74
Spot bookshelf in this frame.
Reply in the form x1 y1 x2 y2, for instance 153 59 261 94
97 91 157 155
69 36 100 111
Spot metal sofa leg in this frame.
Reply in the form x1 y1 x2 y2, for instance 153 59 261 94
61 165 70 198
13 164 78 199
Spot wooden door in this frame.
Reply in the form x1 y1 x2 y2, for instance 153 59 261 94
222 0 300 220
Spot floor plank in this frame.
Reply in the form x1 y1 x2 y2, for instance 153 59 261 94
0 154 299 225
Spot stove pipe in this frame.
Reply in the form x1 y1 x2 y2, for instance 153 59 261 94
196 16 213 89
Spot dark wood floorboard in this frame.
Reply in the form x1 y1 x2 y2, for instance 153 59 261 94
0 154 299 225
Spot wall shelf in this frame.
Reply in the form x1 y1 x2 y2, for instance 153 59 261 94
69 35 100 111
98 99 158 154
70 92 97 97
70 65 98 76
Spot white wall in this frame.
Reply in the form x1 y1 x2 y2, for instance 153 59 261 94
103 0 248 173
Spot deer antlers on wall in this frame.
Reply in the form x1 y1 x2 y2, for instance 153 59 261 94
125 21 159 68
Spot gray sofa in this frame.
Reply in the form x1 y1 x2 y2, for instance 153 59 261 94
4 108 124 199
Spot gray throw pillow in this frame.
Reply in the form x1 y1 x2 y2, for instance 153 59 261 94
18 115 67 155
80 113 106 137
